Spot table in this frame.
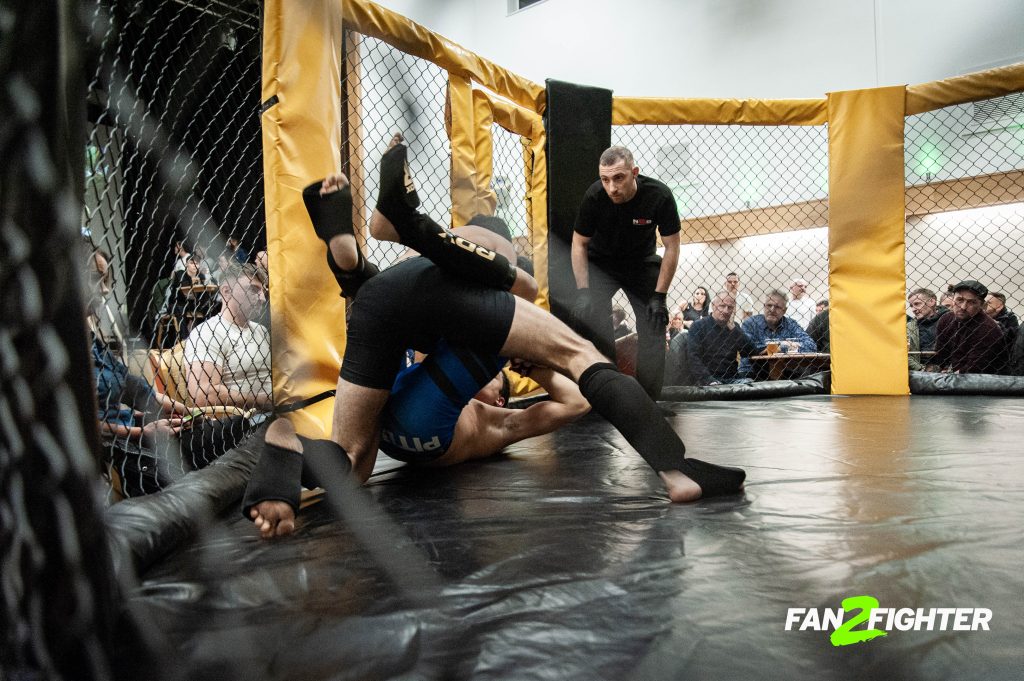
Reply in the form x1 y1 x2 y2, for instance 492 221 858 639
749 352 831 381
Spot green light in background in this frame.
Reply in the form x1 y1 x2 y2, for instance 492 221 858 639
913 141 946 179
735 159 765 208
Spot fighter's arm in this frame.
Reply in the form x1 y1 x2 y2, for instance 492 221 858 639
446 368 590 461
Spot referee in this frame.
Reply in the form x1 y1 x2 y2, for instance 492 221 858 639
571 146 681 399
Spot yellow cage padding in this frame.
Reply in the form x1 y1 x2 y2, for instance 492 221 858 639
265 2 1022 400
263 0 346 436
827 86 910 395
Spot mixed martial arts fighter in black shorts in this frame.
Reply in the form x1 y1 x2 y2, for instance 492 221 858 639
244 135 745 538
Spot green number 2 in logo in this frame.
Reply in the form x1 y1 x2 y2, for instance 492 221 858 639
830 595 888 647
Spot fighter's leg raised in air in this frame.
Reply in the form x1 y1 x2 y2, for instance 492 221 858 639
301 173 378 298
498 296 745 502
369 134 536 299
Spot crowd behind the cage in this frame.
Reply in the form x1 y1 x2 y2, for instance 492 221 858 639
612 271 1022 387
86 235 273 500
84 226 1022 502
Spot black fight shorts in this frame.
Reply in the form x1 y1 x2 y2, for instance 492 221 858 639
340 257 516 390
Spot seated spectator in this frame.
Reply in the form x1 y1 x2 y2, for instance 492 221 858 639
185 264 273 417
925 280 1005 374
87 247 188 497
668 313 684 340
680 286 710 328
907 287 949 351
1011 329 1024 376
786 278 817 329
815 299 829 314
740 290 816 379
806 308 830 353
985 292 1018 336
939 289 955 310
227 235 249 264
907 315 923 371
686 292 756 385
168 255 216 331
611 305 632 339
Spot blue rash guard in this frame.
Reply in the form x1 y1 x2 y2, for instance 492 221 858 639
379 340 506 463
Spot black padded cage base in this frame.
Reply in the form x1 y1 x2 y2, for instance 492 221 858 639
123 395 1024 681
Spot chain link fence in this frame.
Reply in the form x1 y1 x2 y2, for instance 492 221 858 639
83 0 268 500
342 30 452 271
611 123 830 372
905 92 1024 375
490 123 534 260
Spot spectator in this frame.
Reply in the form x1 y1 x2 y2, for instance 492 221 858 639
926 280 1005 374
611 305 632 339
192 244 215 279
686 292 756 385
723 272 755 321
185 263 273 416
907 287 950 351
167 255 215 337
815 299 829 314
806 308 830 353
170 240 191 273
1011 329 1024 376
740 290 816 379
227 235 250 264
985 292 1019 336
570 145 680 399
668 313 684 340
680 285 710 329
787 278 817 329
939 289 955 309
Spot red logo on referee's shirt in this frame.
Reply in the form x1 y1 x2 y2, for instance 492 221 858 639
633 218 653 225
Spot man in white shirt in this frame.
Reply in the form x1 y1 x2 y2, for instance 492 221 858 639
787 278 817 329
724 271 755 321
185 263 273 416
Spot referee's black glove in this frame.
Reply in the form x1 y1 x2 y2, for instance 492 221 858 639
572 288 594 328
647 292 669 327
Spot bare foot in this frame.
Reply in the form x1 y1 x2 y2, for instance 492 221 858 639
250 500 295 539
660 470 703 503
250 420 303 538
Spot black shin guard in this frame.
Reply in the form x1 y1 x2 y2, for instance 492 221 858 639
577 362 745 498
241 441 304 519
378 145 516 291
302 180 379 298
296 435 351 490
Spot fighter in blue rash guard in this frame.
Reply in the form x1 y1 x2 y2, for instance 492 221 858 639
378 339 507 463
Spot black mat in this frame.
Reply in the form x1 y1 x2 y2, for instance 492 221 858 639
127 396 1024 680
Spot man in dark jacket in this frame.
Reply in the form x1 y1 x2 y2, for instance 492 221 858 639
926 280 1005 374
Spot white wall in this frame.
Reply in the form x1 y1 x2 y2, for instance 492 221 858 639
371 0 1024 99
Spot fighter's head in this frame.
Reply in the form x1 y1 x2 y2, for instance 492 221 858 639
473 370 511 408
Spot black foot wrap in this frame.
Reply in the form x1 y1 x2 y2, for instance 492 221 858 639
296 435 351 490
376 143 420 226
678 458 746 498
302 180 379 298
377 145 516 291
241 441 303 519
303 180 354 243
